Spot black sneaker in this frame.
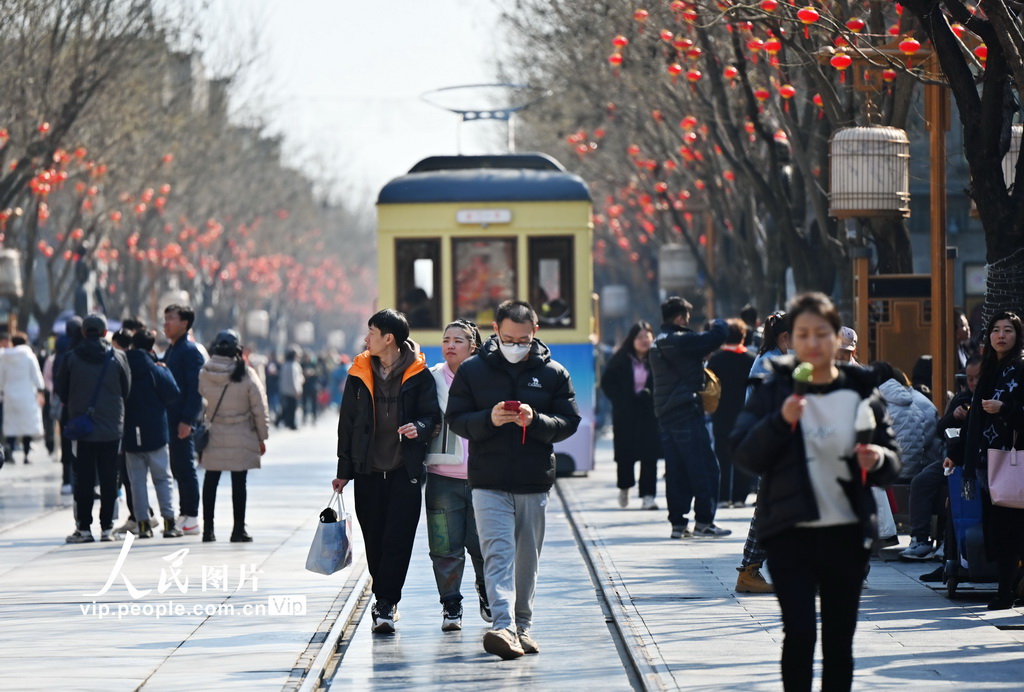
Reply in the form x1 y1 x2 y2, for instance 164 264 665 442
371 599 399 634
441 599 463 632
476 583 493 623
919 566 944 583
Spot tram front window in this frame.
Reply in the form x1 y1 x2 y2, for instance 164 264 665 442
453 238 517 325
530 237 574 328
395 239 440 329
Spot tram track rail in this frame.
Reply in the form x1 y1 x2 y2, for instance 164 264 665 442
293 480 655 691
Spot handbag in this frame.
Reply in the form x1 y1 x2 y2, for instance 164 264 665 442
63 350 113 441
987 432 1024 509
305 492 353 575
195 384 230 455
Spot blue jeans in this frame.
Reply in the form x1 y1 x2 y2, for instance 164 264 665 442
660 411 720 527
168 432 200 517
425 473 485 604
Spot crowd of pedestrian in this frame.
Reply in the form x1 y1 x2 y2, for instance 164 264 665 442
332 300 580 661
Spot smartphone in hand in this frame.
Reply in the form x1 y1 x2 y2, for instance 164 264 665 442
503 400 521 411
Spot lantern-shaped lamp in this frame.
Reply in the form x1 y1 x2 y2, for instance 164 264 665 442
0 249 22 298
658 243 698 293
828 126 911 218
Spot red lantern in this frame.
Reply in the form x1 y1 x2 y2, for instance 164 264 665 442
627 144 641 157
778 83 796 111
667 63 683 81
612 35 629 48
950 23 966 39
679 115 698 130
830 52 852 82
633 9 649 23
686 69 702 84
659 29 674 42
654 182 668 194
38 122 50 134
682 8 698 23
686 46 702 61
608 53 623 69
723 65 739 80
764 37 782 55
759 0 778 11
974 43 988 65
882 69 897 83
673 37 693 52
796 7 819 39
845 18 866 33
899 36 921 68
753 88 770 112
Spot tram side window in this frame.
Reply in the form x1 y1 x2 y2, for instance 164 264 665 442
395 239 440 329
529 237 574 329
453 238 516 325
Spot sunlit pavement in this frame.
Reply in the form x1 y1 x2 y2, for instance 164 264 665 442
1 419 1022 690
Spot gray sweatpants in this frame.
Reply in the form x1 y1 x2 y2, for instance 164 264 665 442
472 488 548 633
125 447 175 522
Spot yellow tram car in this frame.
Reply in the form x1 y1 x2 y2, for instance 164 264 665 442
376 153 595 473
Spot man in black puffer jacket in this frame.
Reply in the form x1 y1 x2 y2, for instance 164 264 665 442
447 300 580 660
332 309 439 635
649 296 729 540
55 314 131 543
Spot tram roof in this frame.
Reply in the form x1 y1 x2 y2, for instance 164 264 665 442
378 154 591 205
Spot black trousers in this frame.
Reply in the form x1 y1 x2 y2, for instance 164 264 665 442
616 458 658 497
765 524 869 692
72 439 121 531
353 465 423 605
203 470 248 533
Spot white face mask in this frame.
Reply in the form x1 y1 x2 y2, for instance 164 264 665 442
499 343 531 364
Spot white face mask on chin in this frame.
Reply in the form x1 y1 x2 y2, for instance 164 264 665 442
499 343 531 364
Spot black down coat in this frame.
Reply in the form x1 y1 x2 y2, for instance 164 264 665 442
600 350 662 463
730 357 902 548
447 335 581 494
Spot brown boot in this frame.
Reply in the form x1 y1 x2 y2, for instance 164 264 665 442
736 563 774 594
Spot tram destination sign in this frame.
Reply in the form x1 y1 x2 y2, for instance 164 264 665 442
456 209 512 226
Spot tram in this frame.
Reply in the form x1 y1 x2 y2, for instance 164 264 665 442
376 153 595 473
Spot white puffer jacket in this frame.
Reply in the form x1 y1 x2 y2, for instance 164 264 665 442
198 356 270 472
0 344 45 437
878 378 939 481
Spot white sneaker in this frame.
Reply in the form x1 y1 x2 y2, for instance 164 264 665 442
641 496 658 510
177 515 201 535
112 519 138 537
617 488 629 508
100 529 116 542
899 538 934 561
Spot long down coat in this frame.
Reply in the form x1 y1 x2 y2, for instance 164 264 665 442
0 344 45 437
198 356 270 472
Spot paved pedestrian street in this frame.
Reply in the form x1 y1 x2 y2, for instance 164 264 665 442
0 421 1021 690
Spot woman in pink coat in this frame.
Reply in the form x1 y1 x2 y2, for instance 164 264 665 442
198 330 270 542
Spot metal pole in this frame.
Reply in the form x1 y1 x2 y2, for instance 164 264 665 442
926 80 950 409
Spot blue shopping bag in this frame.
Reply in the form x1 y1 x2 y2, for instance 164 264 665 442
305 492 353 575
